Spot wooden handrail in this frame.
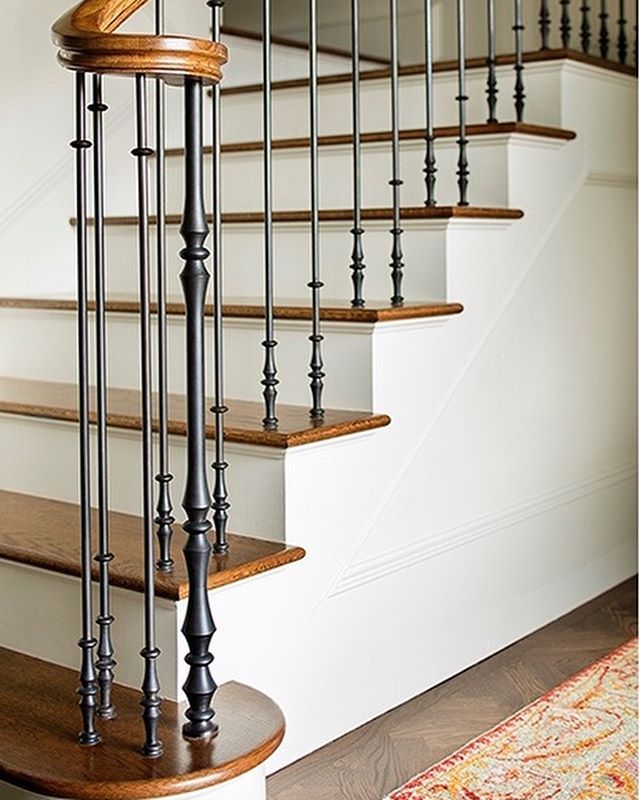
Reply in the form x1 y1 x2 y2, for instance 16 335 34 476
52 0 227 84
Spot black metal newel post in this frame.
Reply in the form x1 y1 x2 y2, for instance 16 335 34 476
133 74 164 759
581 3 592 51
539 0 551 48
208 0 230 555
514 0 526 122
486 0 498 124
600 0 610 57
560 0 572 48
424 0 437 204
349 0 367 306
180 77 218 741
617 0 628 63
309 0 326 416
89 73 116 721
456 0 469 206
72 71 100 748
261 0 279 429
389 0 405 305
154 0 175 573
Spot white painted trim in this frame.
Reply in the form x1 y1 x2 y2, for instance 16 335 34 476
585 171 638 189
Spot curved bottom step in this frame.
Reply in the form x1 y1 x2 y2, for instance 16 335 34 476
0 648 284 800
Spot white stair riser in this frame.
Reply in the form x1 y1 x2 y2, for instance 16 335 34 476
0 415 286 540
0 309 376 410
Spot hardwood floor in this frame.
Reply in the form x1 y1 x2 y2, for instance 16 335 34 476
267 577 638 800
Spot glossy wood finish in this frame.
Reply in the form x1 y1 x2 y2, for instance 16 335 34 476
52 0 227 85
268 577 638 800
0 648 284 799
0 377 391 448
0 296 464 324
165 121 576 158
0 490 303 600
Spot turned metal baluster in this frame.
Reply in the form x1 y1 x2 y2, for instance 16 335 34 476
600 0 610 57
72 71 100 748
208 0 230 554
154 0 175 573
581 3 592 51
486 0 498 124
539 0 551 48
513 0 526 122
261 0 278 428
309 0 325 415
180 77 218 740
424 0 437 204
89 73 116 721
617 0 628 63
389 0 405 305
349 0 367 305
133 74 163 758
456 0 469 207
560 0 572 48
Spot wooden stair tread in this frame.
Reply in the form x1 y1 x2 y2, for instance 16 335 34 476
221 47 637 96
166 121 576 157
0 647 284 800
0 490 304 600
0 377 391 448
0 296 464 323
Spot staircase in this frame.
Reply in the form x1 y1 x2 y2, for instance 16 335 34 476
0 1 637 799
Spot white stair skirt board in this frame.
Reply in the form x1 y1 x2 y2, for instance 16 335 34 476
0 765 266 800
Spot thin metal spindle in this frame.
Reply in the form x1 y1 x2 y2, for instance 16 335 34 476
634 23 637 67
389 0 405 305
72 71 100 748
133 74 163 759
309 0 325 415
486 0 498 124
600 0 610 57
89 73 116 721
514 0 526 122
539 0 551 48
349 0 367 305
617 0 628 63
208 0 230 555
180 77 218 741
456 0 469 207
261 0 278 429
424 0 437 204
154 0 175 573
560 0 572 49
581 3 592 51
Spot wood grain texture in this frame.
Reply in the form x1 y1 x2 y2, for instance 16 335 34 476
165 122 576 158
267 577 638 800
0 648 284 799
52 0 227 84
0 490 304 600
222 47 637 96
0 296 464 324
0 377 391 448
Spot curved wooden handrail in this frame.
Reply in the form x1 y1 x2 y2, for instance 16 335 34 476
52 0 227 85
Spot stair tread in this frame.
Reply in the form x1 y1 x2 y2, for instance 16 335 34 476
0 647 283 800
166 121 577 157
0 490 304 600
0 377 391 448
0 296 464 323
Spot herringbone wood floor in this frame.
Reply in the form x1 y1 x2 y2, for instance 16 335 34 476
267 577 638 800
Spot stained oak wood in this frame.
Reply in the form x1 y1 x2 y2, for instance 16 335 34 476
0 377 391 448
0 648 284 799
0 296 464 324
267 577 638 800
0 490 304 601
165 121 576 158
52 0 228 85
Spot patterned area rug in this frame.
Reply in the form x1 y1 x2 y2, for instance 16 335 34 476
386 638 637 800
